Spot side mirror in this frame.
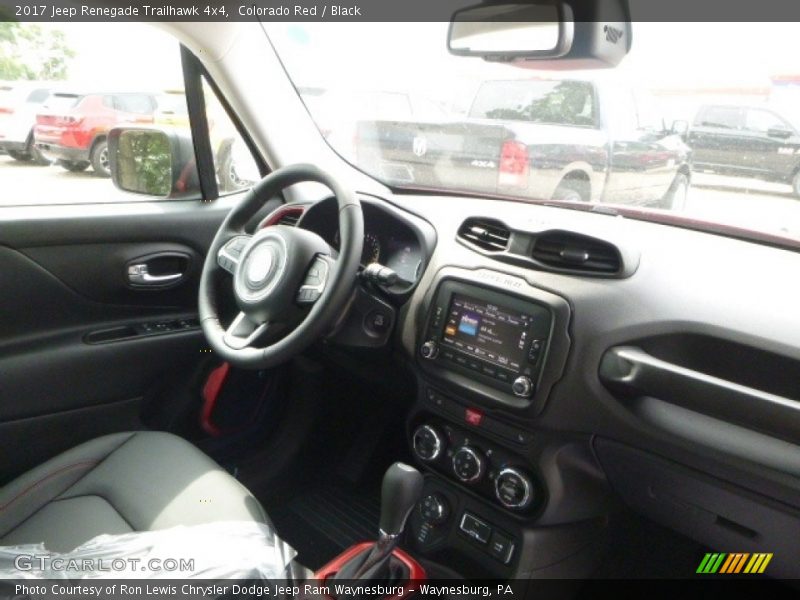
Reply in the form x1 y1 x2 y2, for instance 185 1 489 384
671 120 689 136
448 0 631 68
108 127 199 198
767 126 792 139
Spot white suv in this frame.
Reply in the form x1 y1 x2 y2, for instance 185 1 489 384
0 81 52 165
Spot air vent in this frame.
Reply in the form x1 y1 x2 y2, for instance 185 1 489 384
276 210 302 226
531 231 621 273
261 207 304 229
457 218 511 252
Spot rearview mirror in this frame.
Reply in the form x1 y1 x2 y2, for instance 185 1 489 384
108 127 199 198
448 0 631 68
449 4 572 57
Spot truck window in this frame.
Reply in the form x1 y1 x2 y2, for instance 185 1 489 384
469 80 596 127
697 106 742 129
744 109 788 134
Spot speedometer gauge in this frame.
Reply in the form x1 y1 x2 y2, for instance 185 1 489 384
362 233 381 264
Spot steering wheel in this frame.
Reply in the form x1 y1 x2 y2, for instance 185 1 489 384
199 164 363 369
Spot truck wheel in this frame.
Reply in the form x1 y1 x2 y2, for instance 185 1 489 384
661 172 689 211
553 178 590 203
60 160 90 172
90 140 111 177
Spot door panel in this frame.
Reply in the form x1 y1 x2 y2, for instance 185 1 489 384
21 242 202 308
741 108 799 178
0 195 280 483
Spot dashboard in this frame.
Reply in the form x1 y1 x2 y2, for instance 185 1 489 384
269 187 800 579
391 190 800 579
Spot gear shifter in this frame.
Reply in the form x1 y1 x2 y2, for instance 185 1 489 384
334 462 423 581
379 462 424 536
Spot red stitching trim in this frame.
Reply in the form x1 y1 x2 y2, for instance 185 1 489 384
0 460 100 512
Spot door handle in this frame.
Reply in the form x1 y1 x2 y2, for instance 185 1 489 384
127 263 183 285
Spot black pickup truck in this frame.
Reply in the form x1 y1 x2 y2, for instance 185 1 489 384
688 103 800 196
355 78 692 209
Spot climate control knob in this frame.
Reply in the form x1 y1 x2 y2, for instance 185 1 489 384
495 467 534 510
412 425 444 461
452 446 486 483
420 340 439 359
512 375 534 398
418 493 450 526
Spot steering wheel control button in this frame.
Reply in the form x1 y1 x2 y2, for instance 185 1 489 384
305 265 323 285
420 339 439 360
512 375 534 398
419 493 450 526
218 236 250 273
489 531 516 564
452 446 485 483
412 425 444 461
459 512 491 544
297 257 329 305
495 467 534 510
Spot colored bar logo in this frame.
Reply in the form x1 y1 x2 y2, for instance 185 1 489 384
696 552 773 574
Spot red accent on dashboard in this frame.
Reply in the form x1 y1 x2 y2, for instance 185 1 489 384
260 206 305 228
313 542 426 599
465 408 483 427
200 362 230 437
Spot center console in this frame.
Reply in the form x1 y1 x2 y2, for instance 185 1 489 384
404 270 607 579
416 276 570 414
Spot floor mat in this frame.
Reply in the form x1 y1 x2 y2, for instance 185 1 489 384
268 484 381 571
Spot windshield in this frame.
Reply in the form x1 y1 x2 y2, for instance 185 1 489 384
267 22 800 244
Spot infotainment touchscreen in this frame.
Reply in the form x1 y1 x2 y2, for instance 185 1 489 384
441 294 533 372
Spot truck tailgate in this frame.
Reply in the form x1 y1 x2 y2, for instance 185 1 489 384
355 119 511 193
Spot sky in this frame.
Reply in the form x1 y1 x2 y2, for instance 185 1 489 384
39 22 182 90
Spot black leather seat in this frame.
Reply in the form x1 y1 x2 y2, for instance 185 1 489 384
0 431 269 552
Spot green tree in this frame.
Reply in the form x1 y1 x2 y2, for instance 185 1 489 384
0 23 75 81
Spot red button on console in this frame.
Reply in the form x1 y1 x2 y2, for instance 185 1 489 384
465 408 483 426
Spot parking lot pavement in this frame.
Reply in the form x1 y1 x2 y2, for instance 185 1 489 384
1 155 798 240
0 154 138 205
